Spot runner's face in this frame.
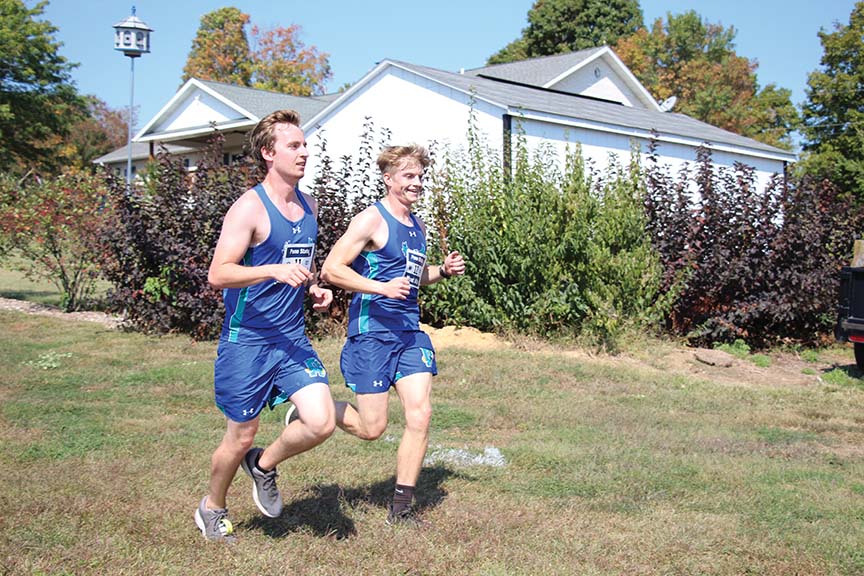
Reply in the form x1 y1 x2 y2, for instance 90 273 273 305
385 159 424 206
263 123 308 182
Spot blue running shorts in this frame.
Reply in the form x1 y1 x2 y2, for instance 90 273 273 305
214 338 328 423
340 330 437 394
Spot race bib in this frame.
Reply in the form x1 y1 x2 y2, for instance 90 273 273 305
404 248 426 290
282 243 315 270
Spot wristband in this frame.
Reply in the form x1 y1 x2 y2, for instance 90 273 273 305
439 265 452 279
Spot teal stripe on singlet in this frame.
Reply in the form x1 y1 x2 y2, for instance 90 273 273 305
357 252 379 334
227 251 253 342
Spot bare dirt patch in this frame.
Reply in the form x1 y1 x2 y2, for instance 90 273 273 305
0 297 122 328
424 322 854 390
423 323 510 352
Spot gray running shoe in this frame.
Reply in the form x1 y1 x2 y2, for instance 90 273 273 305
240 447 283 518
385 503 427 528
284 403 299 426
194 496 236 542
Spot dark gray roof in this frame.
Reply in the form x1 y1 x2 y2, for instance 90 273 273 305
392 60 793 158
464 47 606 86
197 79 339 123
92 142 199 164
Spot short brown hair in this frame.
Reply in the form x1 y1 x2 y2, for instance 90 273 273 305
247 109 301 172
376 144 430 175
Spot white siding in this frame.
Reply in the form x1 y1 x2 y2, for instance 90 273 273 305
517 117 786 192
304 68 504 186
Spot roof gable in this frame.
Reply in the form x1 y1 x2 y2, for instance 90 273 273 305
465 46 659 111
135 78 337 143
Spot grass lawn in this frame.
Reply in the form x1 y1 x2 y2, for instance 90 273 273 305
1 311 863 575
0 261 111 309
0 265 66 307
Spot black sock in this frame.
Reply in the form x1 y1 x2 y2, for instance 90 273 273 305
254 452 272 474
392 484 414 514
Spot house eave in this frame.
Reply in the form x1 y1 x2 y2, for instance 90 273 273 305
510 108 797 164
135 119 257 143
543 47 661 112
134 78 259 141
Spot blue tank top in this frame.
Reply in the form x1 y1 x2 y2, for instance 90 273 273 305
220 184 317 344
347 201 427 336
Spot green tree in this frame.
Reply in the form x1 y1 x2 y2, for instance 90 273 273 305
614 11 799 149
181 7 332 96
800 1 864 197
182 7 252 86
0 0 85 175
488 0 643 64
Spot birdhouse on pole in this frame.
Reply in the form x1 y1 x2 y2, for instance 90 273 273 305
113 7 152 58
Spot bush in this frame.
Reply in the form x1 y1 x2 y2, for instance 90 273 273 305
645 142 863 348
99 135 253 338
0 169 110 311
418 130 666 348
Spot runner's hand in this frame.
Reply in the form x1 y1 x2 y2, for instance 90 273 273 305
381 276 411 300
309 285 332 311
273 264 313 288
443 251 466 277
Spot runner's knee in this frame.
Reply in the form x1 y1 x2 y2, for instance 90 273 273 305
305 411 336 439
404 403 432 432
361 417 388 440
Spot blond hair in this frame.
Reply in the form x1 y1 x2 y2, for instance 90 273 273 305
376 144 430 175
247 109 301 173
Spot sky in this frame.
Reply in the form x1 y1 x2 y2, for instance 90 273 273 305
41 0 859 136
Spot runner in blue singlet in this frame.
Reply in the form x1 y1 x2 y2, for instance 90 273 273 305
321 144 466 526
194 110 335 543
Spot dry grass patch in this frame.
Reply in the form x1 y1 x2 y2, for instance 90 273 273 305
1 311 863 575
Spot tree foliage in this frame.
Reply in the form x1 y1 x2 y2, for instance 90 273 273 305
488 0 643 64
0 169 110 311
250 24 331 96
0 0 85 174
801 1 864 198
182 7 331 96
182 7 252 86
65 96 129 169
614 11 799 149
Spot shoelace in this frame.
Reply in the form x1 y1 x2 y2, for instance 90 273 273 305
208 509 234 536
260 468 278 492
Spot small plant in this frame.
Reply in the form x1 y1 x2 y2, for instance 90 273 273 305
821 368 861 388
24 352 72 370
713 339 751 360
799 349 819 364
750 353 771 368
800 349 821 363
0 170 110 311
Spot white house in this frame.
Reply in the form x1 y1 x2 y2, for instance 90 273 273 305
96 47 796 191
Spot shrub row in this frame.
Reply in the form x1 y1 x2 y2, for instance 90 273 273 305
1 129 860 348
644 143 862 347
